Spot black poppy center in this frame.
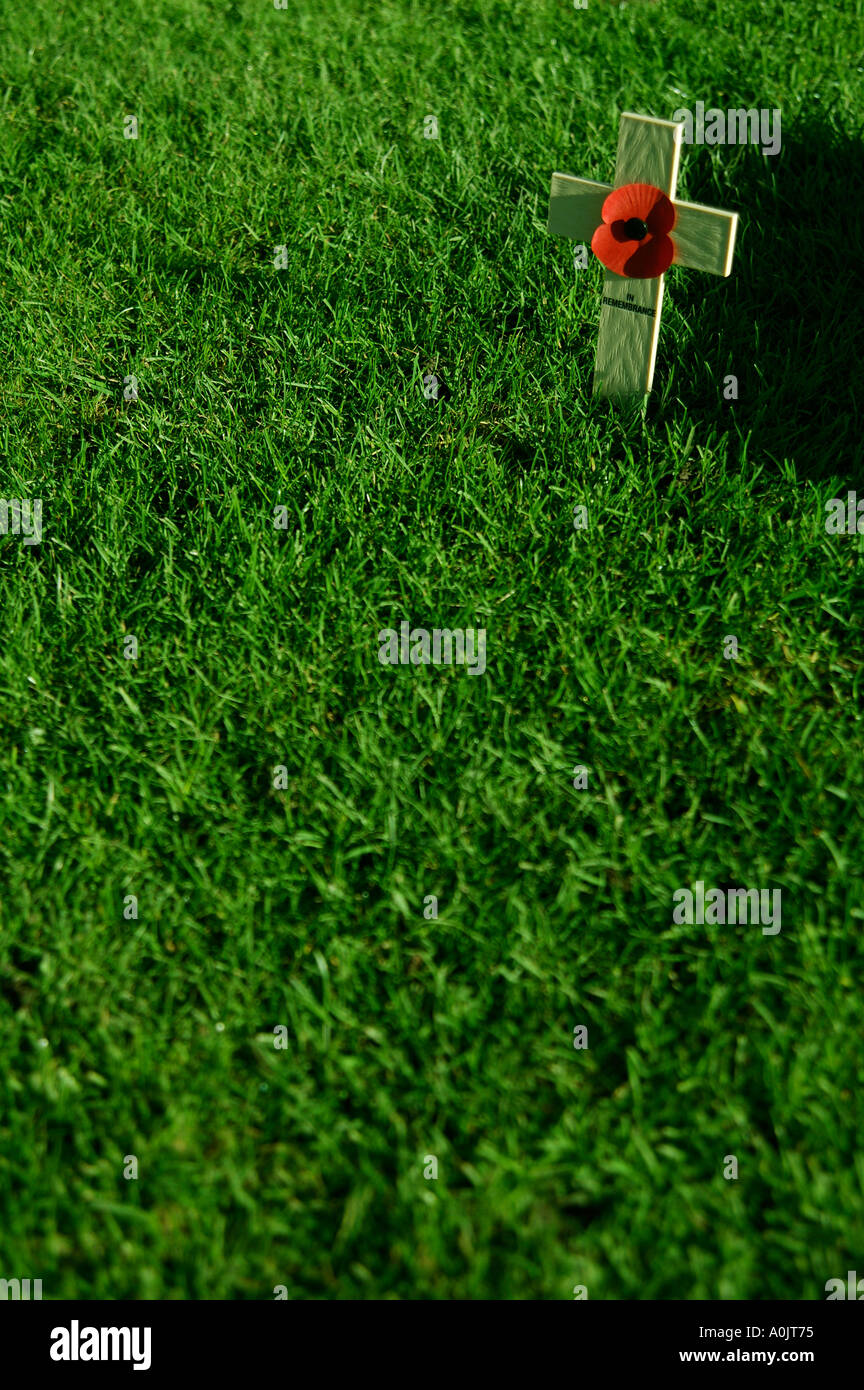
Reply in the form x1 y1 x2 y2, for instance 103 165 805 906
624 217 648 240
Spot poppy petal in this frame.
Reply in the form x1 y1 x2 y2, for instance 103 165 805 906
601 182 665 225
591 222 636 277
623 234 674 277
645 193 675 236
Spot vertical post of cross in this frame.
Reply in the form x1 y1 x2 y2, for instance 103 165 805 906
592 115 682 398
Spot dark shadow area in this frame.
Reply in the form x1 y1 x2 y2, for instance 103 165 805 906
654 115 864 478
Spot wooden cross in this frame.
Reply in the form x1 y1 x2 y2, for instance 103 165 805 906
548 112 739 398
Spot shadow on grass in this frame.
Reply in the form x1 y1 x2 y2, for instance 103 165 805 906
659 115 864 479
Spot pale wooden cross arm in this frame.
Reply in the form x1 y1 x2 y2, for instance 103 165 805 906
547 172 738 278
671 201 738 277
547 173 609 241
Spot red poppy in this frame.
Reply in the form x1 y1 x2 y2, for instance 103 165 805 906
591 182 676 278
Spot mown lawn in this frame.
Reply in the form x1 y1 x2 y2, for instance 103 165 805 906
0 0 862 1298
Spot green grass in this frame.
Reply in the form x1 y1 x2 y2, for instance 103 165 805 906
1 0 863 1300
